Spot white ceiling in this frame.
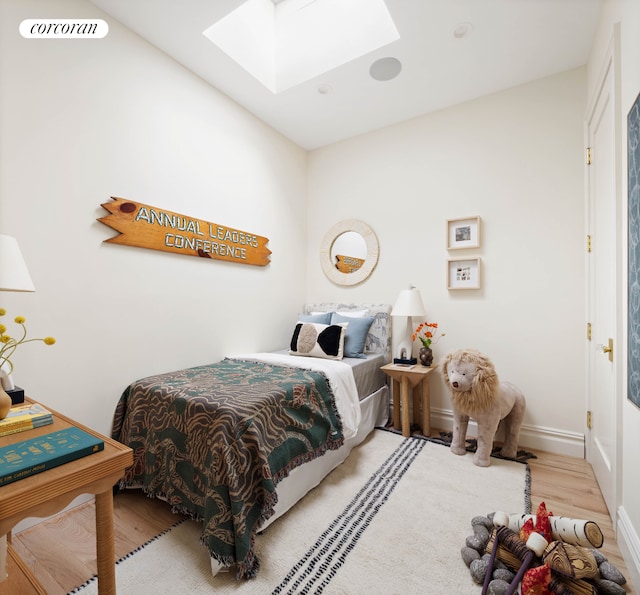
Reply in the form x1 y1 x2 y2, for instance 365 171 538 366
89 0 603 150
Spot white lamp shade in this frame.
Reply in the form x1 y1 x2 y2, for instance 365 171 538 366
391 287 425 317
0 234 35 292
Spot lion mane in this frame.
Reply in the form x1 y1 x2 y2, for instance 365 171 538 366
440 349 499 417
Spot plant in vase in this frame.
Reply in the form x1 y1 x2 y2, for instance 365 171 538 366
0 308 56 417
412 322 444 367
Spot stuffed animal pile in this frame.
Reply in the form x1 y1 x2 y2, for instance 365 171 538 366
461 502 628 594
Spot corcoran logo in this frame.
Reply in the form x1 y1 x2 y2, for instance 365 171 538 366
20 19 109 39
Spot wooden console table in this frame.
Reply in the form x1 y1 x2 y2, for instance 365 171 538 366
0 398 133 594
381 363 437 437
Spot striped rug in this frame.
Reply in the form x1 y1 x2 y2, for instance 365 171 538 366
71 429 530 595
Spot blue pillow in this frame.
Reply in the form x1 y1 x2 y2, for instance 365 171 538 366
298 312 332 325
331 313 374 358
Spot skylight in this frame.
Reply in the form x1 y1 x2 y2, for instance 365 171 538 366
203 0 399 94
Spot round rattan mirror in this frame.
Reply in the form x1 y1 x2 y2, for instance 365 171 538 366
320 219 379 286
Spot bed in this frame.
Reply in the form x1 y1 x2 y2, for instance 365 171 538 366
111 303 391 579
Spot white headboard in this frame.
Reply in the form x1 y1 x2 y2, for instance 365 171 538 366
303 303 392 362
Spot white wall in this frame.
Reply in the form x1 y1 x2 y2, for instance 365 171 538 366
588 0 640 588
0 0 308 437
307 68 588 456
4 0 637 580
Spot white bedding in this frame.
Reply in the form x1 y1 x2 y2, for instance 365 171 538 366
232 352 362 439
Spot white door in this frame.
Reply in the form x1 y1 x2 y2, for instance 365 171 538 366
586 40 619 520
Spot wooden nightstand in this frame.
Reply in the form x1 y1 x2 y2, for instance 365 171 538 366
381 363 437 438
0 398 133 595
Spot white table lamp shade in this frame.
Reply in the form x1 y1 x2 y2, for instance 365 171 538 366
0 234 35 292
391 287 425 317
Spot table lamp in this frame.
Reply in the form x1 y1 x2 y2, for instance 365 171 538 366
0 234 35 292
391 285 425 364
0 234 35 401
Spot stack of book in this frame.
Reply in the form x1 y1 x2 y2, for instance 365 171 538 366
0 403 53 437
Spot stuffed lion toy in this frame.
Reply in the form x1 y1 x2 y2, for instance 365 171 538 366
441 349 526 467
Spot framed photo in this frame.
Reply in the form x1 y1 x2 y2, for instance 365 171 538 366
447 216 480 250
447 257 481 290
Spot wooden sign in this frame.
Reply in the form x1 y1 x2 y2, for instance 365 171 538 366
98 197 271 267
335 254 364 273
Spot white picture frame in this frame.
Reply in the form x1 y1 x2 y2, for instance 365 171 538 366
447 216 481 250
447 257 481 290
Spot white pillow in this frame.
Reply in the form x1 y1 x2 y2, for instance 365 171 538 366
289 322 348 360
335 309 368 318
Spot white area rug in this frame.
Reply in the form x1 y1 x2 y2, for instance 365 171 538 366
70 429 530 595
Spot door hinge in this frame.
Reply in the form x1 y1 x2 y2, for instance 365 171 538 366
587 235 592 252
587 410 592 430
587 322 592 341
586 147 592 165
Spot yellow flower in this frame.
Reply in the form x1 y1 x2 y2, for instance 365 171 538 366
0 310 56 377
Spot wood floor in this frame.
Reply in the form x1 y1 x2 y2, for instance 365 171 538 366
5 441 637 595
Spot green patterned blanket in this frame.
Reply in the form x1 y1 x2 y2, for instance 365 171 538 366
111 358 344 579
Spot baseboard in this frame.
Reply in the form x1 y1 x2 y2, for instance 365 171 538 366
430 408 585 459
517 423 585 459
617 505 640 591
